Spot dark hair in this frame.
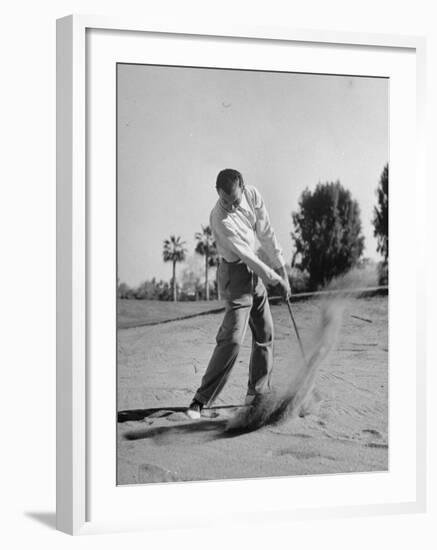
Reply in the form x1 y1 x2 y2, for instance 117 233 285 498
215 169 244 194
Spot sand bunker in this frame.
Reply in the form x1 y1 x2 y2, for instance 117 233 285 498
226 268 374 434
117 266 388 483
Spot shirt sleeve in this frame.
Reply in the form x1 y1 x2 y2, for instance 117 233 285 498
251 188 285 270
216 219 283 286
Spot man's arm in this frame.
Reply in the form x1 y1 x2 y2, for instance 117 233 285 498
274 265 291 300
250 187 285 272
216 219 291 299
251 187 291 298
217 220 283 286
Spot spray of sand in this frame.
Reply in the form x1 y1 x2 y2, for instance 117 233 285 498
225 267 376 434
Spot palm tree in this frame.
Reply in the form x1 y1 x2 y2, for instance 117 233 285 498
195 225 218 301
162 235 187 302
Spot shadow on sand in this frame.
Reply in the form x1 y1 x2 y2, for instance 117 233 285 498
121 417 250 445
118 406 187 422
119 401 265 445
118 404 247 423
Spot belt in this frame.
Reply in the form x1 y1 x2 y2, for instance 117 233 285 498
221 257 243 265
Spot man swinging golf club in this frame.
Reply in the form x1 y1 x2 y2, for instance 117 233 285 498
187 168 291 419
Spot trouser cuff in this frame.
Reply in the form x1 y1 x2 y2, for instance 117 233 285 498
193 392 208 406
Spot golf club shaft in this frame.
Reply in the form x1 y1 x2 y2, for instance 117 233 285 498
286 298 307 365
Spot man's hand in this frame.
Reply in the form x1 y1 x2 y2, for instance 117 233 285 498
275 277 291 301
274 266 291 301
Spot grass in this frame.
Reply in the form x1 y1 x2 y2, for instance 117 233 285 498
117 299 224 329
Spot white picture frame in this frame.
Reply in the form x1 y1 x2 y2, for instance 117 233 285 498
56 14 427 535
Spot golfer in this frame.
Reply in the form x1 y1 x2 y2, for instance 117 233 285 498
187 168 291 419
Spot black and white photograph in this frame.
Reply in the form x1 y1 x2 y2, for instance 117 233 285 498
2 0 435 542
116 63 389 485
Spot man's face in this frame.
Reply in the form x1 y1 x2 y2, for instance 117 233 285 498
218 182 244 213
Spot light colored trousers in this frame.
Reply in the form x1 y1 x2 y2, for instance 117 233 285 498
194 260 274 406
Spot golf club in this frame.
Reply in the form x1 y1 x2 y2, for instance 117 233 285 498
286 297 308 366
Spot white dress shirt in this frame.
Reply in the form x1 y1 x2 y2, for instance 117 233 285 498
210 185 285 286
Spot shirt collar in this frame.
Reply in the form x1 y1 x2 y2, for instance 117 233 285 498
238 192 251 214
217 190 251 215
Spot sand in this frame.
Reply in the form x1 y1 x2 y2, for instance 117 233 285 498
117 295 388 485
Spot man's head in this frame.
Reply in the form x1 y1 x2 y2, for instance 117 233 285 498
216 169 245 212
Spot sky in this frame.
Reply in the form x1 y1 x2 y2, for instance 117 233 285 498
117 64 388 287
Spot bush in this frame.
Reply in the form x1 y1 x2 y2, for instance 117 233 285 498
377 261 388 286
289 267 310 294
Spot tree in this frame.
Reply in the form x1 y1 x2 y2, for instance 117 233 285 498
373 164 389 262
291 181 364 290
135 277 160 300
180 267 203 301
117 281 133 299
194 225 218 301
372 164 389 285
162 235 187 301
